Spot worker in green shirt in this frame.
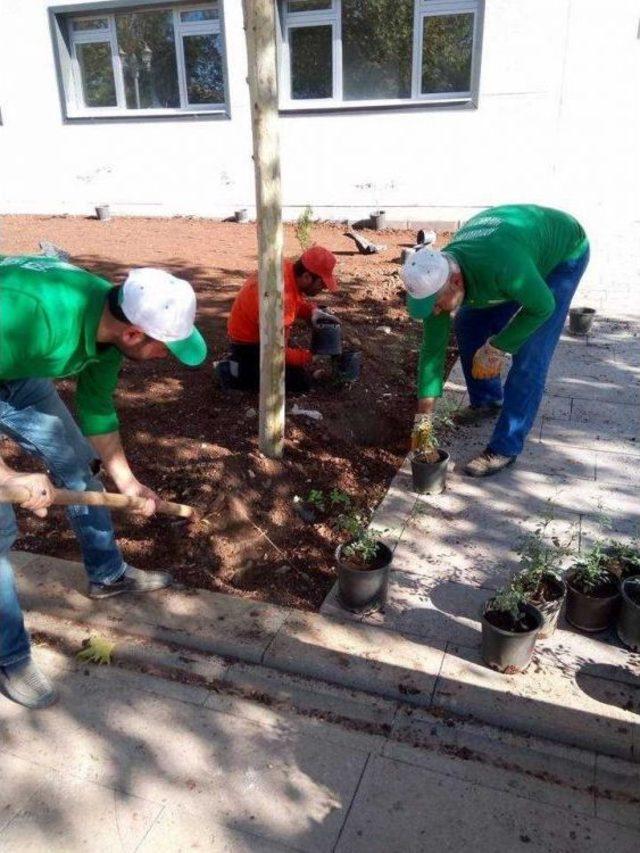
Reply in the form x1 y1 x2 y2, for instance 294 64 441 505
0 257 207 710
401 205 589 476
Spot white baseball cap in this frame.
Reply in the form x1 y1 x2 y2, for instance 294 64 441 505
120 268 207 366
400 249 450 319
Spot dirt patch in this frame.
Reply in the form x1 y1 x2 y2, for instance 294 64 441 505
0 215 458 610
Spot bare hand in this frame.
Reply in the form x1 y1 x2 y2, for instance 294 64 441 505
119 478 159 517
3 472 56 518
472 341 505 380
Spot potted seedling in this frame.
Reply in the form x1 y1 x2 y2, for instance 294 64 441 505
602 539 640 581
617 576 640 651
565 543 621 632
511 521 573 639
409 409 454 495
481 586 543 673
335 512 392 613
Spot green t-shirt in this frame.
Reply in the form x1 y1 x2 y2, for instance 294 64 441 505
417 205 588 398
0 256 123 435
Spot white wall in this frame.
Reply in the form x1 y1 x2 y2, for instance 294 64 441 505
0 0 638 304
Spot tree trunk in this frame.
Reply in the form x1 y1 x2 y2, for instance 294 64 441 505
242 0 285 459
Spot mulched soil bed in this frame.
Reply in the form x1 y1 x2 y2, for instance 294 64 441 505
0 215 458 610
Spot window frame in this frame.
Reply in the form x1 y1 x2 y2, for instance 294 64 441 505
279 0 484 112
53 1 229 120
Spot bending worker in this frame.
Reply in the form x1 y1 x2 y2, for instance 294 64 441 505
0 256 207 709
227 245 339 393
401 204 589 477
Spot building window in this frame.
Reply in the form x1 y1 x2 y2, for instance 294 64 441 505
57 3 226 117
280 0 482 108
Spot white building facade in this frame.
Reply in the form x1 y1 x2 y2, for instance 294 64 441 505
0 0 638 304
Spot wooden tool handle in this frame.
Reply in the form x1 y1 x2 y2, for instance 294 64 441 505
0 485 194 519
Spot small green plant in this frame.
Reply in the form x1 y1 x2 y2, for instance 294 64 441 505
329 488 351 509
295 205 314 251
572 542 612 593
338 511 380 564
411 403 457 463
512 514 576 600
487 586 528 626
306 489 326 512
605 539 640 577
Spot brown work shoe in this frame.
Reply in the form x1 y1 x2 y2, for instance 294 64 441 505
454 404 502 426
464 448 516 478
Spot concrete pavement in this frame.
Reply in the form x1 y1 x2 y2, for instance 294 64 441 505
1 645 639 852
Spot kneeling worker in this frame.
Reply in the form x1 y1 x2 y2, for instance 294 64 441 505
401 204 589 477
227 246 340 393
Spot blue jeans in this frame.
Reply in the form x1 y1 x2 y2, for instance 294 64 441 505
0 379 125 667
454 248 590 458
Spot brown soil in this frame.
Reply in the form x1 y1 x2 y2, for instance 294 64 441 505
337 543 390 573
484 609 537 634
529 574 565 604
568 570 619 599
0 214 458 610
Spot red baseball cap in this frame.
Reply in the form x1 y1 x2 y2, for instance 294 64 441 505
301 246 338 292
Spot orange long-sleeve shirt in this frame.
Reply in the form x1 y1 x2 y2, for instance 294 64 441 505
228 260 314 367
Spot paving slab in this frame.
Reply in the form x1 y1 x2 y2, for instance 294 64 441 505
0 751 45 835
0 660 368 853
432 643 639 760
538 417 640 457
264 611 446 705
17 554 289 664
362 577 484 647
335 753 640 853
594 753 640 830
137 808 298 852
386 707 597 818
0 769 161 853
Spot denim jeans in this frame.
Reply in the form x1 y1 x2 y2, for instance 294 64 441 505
454 248 590 458
0 379 125 667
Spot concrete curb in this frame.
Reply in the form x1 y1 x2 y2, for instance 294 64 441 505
19 553 639 764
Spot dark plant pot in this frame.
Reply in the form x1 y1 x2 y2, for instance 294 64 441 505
481 602 543 674
529 574 567 639
311 320 342 356
616 578 640 651
336 350 361 381
568 307 596 336
565 569 621 632
335 541 393 613
234 208 248 223
410 449 449 495
371 210 386 230
95 205 111 222
602 544 640 581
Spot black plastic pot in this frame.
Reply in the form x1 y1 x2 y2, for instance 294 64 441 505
616 578 640 651
335 541 393 613
481 602 543 673
568 307 596 336
234 208 248 223
565 569 621 632
311 320 342 356
336 350 361 381
528 574 567 639
410 449 449 495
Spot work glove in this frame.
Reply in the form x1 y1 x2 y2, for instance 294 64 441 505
472 341 505 380
311 307 340 327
